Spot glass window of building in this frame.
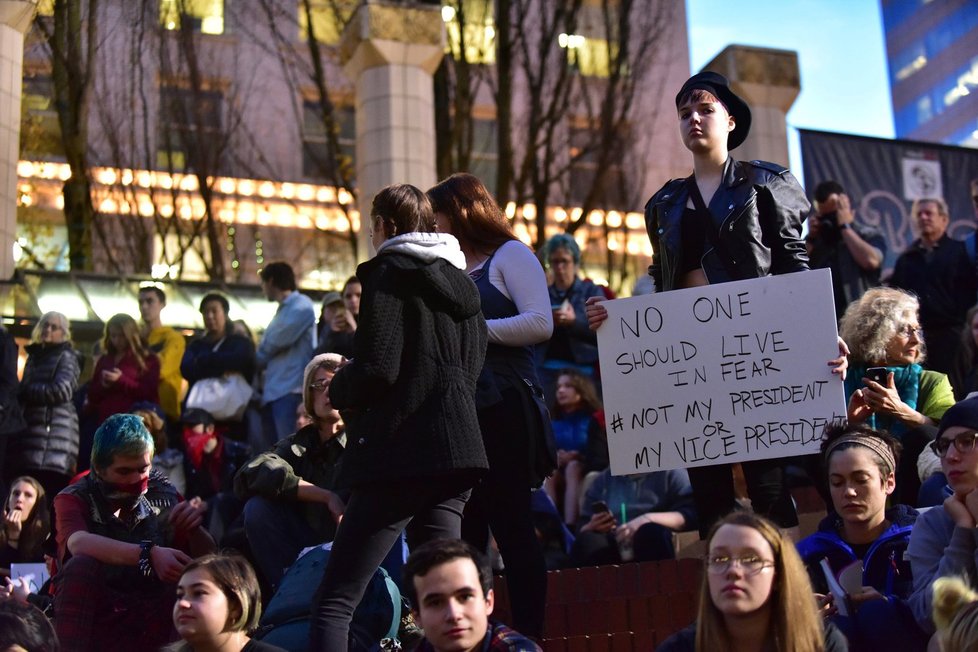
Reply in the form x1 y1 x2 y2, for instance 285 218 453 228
21 74 63 158
297 1 357 44
157 85 224 172
568 125 625 208
469 117 498 194
301 101 356 182
443 0 496 65
160 0 225 35
889 5 978 85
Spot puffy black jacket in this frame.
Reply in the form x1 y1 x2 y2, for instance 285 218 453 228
645 157 810 291
12 342 81 476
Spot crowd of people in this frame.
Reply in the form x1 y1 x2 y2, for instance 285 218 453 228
2 70 978 652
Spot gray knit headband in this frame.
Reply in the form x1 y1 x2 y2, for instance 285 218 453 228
824 434 896 475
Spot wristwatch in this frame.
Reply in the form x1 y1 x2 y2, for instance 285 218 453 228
138 540 155 578
839 223 851 231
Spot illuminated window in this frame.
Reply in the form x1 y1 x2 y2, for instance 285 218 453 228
559 33 614 78
443 1 495 64
160 0 224 35
297 1 357 44
20 75 63 157
302 101 356 182
157 85 224 172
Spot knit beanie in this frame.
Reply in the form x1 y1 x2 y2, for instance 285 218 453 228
937 397 978 438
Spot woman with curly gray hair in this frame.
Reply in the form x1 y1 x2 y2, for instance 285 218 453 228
839 287 954 503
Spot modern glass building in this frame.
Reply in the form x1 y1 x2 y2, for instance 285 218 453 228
882 0 978 148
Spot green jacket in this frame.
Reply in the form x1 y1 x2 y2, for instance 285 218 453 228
233 424 346 539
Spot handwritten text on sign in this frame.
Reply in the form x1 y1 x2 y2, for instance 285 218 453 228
597 270 846 475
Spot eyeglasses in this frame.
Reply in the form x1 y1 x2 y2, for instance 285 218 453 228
930 431 978 458
309 380 330 393
897 324 923 339
40 322 62 332
705 555 775 575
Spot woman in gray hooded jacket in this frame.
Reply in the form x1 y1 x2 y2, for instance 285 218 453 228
10 311 81 498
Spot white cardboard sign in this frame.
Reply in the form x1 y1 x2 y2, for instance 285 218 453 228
596 269 847 475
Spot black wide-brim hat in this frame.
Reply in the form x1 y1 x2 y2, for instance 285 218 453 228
675 71 752 150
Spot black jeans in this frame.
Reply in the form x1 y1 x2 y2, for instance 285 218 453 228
308 473 474 651
688 458 798 538
462 386 548 639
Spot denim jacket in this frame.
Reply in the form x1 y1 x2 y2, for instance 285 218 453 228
256 291 316 405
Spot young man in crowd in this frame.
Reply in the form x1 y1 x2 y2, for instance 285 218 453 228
404 538 541 652
53 413 215 651
256 261 316 442
138 285 186 422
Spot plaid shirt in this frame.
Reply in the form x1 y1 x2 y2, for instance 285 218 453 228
418 621 541 652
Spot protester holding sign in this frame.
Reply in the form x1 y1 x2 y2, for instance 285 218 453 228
587 71 847 538
796 424 927 651
840 287 955 504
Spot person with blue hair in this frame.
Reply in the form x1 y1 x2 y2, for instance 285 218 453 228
52 413 216 651
537 233 606 392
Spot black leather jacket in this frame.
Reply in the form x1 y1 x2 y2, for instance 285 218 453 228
645 158 810 291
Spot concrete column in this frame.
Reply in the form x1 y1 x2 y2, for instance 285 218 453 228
701 45 800 168
0 1 35 279
339 0 444 261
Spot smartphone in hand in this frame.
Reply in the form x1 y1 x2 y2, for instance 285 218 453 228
865 367 889 386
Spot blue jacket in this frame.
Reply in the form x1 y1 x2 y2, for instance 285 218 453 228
797 504 918 599
256 292 316 404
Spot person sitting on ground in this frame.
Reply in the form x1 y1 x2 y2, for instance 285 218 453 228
0 600 59 652
138 285 186 423
404 538 541 652
796 423 927 651
0 476 49 570
52 413 215 651
168 553 286 652
544 369 608 528
907 397 978 636
133 403 186 496
932 575 978 652
572 466 696 567
840 287 954 504
86 313 160 427
657 511 847 652
180 408 250 543
233 353 346 589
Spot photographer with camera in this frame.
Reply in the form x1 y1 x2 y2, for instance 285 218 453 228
807 180 885 322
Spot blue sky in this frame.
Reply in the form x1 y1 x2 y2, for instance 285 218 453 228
686 0 894 178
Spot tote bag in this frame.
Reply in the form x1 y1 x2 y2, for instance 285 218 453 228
185 338 252 421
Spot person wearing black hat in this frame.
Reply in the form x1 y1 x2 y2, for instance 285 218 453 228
908 397 978 634
586 72 846 538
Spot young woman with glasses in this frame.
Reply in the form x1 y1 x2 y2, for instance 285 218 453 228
657 511 846 652
908 397 978 636
796 423 928 651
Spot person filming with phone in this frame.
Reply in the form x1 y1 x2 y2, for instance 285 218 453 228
840 287 955 504
807 181 885 322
